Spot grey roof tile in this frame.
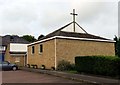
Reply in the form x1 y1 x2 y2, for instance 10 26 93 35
2 35 29 46
40 22 110 41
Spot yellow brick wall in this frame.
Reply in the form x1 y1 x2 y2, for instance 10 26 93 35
27 38 115 69
27 39 55 69
56 38 115 65
5 44 25 66
4 44 10 62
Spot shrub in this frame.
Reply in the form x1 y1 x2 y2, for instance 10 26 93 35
75 56 120 77
57 60 75 71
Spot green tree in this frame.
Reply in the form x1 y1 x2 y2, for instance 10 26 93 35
21 35 36 42
117 38 120 57
38 34 44 40
114 36 119 55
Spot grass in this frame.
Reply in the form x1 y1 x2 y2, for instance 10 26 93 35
65 70 120 80
65 70 78 74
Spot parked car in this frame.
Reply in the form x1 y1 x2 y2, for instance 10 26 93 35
0 61 18 71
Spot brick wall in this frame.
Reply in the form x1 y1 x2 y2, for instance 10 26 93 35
5 44 25 66
56 38 115 65
27 38 115 69
27 39 55 69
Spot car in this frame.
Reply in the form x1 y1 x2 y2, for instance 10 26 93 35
0 61 18 71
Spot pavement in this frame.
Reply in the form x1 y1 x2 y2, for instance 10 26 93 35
21 67 120 84
2 70 81 83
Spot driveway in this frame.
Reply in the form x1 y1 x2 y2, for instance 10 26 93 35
2 70 81 83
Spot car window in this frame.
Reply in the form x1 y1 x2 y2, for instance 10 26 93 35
2 61 9 64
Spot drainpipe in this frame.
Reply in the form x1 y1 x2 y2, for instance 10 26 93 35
54 38 57 70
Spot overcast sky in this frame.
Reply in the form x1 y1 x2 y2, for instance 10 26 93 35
0 0 119 39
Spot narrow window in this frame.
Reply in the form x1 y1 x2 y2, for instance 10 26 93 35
10 36 14 41
32 46 34 54
40 44 43 53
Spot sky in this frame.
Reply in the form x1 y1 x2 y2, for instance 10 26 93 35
0 0 119 39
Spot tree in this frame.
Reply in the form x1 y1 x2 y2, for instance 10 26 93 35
38 34 44 40
117 38 120 57
114 36 119 55
21 35 36 42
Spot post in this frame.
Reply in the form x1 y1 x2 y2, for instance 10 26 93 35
73 9 75 32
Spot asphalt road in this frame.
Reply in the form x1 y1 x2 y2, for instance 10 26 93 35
2 70 81 83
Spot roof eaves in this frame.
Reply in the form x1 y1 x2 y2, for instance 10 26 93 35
28 36 115 46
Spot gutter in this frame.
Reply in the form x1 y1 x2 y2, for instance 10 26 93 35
28 36 115 46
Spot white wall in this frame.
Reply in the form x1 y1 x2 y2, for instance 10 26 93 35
10 43 28 52
61 23 86 33
0 46 6 51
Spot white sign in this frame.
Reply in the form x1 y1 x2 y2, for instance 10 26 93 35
10 43 28 52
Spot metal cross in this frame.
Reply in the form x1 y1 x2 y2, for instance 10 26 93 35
70 9 78 32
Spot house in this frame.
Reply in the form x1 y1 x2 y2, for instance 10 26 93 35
0 36 6 62
1 35 29 66
5 43 28 66
0 45 6 62
0 36 6 61
27 21 115 70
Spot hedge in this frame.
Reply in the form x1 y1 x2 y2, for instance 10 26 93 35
75 56 120 77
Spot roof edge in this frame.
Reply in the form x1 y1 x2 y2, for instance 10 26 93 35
28 36 115 46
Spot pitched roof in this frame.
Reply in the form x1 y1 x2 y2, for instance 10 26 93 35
2 35 29 46
39 22 109 41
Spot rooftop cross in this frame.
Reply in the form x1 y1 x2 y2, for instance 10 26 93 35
70 9 78 32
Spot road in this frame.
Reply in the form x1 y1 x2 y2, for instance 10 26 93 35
2 70 81 83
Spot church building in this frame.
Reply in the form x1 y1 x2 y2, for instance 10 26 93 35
27 9 115 69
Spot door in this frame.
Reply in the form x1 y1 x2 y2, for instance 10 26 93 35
0 53 4 62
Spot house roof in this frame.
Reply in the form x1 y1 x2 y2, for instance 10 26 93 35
39 22 110 41
1 35 29 46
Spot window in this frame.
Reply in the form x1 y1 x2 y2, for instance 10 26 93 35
10 36 14 42
3 61 9 64
39 44 43 53
32 46 34 54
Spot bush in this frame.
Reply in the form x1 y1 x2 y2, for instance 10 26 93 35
57 60 75 71
75 56 120 77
